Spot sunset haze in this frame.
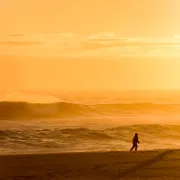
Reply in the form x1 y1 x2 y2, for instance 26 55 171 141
1 0 180 91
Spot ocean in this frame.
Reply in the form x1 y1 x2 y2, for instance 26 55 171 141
1 90 180 154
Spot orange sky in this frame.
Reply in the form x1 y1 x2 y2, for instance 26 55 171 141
1 0 180 92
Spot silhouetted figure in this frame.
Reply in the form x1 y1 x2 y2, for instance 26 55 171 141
130 133 140 151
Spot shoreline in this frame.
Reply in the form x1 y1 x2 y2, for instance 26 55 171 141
0 148 173 156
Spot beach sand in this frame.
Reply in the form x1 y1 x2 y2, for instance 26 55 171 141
0 149 179 180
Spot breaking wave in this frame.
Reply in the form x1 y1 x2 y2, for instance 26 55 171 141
1 101 180 154
0 101 180 119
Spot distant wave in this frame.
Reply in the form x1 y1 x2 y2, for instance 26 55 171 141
0 101 180 119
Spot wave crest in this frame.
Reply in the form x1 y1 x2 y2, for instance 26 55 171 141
0 101 180 119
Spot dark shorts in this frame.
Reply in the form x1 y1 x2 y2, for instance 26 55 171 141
132 143 138 146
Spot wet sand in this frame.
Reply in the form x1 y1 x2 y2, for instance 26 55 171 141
0 149 179 180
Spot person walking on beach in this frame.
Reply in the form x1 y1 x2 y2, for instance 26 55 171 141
130 133 140 151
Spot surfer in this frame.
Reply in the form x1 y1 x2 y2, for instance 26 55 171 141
130 133 140 151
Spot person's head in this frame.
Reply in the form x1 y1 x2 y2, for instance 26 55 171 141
135 133 138 137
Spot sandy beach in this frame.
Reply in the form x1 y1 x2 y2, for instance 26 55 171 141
0 149 179 180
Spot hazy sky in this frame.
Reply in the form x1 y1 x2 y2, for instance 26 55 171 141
1 0 180 91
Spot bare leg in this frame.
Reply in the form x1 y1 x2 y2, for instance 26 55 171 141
130 145 135 151
135 145 138 151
